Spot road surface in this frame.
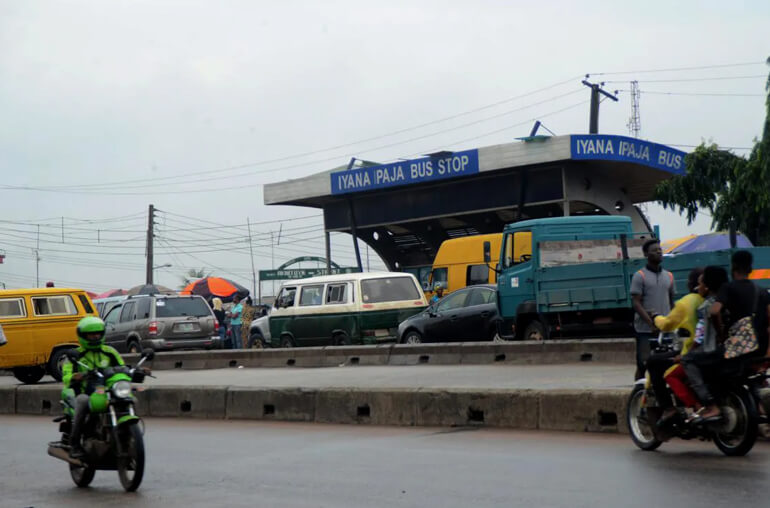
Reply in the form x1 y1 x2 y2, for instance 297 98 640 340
1 415 768 507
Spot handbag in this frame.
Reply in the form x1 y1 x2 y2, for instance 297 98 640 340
723 285 761 359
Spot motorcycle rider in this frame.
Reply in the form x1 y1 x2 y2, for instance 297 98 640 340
62 316 127 459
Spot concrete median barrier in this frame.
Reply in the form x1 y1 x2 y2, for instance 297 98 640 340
124 339 635 371
148 385 227 419
0 385 16 414
15 385 62 416
538 389 628 433
227 387 316 422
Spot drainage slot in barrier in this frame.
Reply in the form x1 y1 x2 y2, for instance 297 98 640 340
467 407 485 424
42 400 51 411
180 400 192 413
286 359 296 366
175 361 184 369
229 360 238 368
598 411 617 426
418 355 430 364
494 354 506 362
580 353 593 362
357 405 370 418
263 404 275 416
350 357 360 365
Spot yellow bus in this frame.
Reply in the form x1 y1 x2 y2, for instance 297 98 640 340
428 232 532 296
0 287 98 384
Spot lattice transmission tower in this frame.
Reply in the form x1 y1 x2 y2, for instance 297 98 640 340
626 80 641 137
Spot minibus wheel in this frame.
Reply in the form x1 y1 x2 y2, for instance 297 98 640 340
13 366 46 384
48 348 75 382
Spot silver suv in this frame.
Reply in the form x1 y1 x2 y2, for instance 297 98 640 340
102 294 221 353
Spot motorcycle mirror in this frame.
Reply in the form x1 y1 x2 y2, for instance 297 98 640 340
142 349 155 361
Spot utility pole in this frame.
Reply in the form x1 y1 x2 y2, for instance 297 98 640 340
246 217 257 301
627 80 641 137
35 224 40 288
270 231 275 297
145 204 155 285
581 78 619 134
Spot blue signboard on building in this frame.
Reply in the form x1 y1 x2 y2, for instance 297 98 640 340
330 149 479 195
571 135 686 175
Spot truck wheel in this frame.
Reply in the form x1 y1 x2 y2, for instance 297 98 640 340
280 336 294 348
523 320 547 341
248 333 265 349
48 348 75 382
13 366 46 384
333 333 350 346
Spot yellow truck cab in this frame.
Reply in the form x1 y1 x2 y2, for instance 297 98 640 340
0 287 98 384
428 233 531 297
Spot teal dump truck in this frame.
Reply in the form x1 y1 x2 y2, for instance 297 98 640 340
485 216 770 340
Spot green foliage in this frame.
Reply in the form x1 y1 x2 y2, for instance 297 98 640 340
654 58 770 245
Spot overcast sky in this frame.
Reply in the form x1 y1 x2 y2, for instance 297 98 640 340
1 0 768 293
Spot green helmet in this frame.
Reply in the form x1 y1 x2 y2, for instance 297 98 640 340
76 316 106 350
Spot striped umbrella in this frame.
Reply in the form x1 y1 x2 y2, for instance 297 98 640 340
180 277 249 303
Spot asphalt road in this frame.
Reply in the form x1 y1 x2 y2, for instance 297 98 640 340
1 416 768 508
0 364 632 391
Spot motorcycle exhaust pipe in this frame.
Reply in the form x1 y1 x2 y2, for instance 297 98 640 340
47 444 86 467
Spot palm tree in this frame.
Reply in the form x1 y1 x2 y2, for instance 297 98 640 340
179 268 210 289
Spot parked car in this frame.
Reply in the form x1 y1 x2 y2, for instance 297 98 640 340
0 287 98 383
268 272 427 347
102 294 221 353
397 284 502 343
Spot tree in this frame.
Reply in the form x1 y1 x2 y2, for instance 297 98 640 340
179 268 210 289
655 58 770 245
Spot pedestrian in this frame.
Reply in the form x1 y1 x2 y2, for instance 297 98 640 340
211 297 227 346
630 239 676 380
430 283 444 304
229 295 244 349
240 296 257 348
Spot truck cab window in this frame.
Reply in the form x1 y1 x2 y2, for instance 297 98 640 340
502 231 533 268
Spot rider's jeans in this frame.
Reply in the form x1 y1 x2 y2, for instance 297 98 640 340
647 351 677 410
682 350 723 405
70 394 90 450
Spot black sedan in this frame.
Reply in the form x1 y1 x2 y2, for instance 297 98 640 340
397 285 502 343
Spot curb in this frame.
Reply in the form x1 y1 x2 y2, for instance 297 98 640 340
124 339 635 371
2 384 631 435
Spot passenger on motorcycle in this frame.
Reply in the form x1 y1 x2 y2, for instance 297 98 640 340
647 268 704 426
62 316 127 459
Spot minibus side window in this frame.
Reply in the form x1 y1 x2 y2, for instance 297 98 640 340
0 298 26 318
326 284 347 304
32 296 77 316
299 285 324 306
78 295 94 314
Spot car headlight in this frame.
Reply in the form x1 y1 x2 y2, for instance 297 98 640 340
112 380 132 399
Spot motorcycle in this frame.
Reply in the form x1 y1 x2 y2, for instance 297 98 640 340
47 349 154 491
627 333 769 456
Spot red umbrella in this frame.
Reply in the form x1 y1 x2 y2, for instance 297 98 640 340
180 277 249 302
94 288 127 299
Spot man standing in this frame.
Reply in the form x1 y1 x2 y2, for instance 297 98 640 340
229 295 244 350
630 239 675 380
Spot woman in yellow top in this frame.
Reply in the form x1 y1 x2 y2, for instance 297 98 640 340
647 267 705 426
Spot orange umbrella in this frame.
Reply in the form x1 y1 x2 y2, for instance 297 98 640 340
180 277 249 303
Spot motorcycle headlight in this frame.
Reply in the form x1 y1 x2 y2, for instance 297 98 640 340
112 380 132 399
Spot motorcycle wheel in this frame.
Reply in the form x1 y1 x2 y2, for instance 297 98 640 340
627 384 662 451
713 389 758 457
117 424 145 492
70 462 96 488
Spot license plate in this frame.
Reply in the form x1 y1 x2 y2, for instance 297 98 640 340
174 323 198 333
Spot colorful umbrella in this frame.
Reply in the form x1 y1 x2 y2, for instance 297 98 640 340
94 288 127 299
664 232 753 255
180 277 249 302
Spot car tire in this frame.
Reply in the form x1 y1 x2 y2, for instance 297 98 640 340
403 330 423 344
522 320 547 341
248 333 265 349
127 340 142 354
280 336 294 348
13 366 46 384
333 333 350 346
48 348 75 382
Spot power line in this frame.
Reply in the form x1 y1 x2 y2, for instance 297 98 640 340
639 91 765 97
603 75 766 84
589 61 767 76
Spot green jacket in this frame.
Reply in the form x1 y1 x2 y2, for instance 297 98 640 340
62 345 125 391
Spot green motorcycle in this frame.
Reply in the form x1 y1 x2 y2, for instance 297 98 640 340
48 350 154 492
